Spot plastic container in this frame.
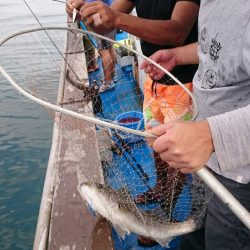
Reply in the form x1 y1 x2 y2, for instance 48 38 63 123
113 111 144 144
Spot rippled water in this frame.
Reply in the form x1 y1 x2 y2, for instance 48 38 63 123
0 1 65 249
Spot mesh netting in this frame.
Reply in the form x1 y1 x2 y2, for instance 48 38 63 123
0 27 211 247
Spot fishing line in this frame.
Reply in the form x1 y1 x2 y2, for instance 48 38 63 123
30 32 62 72
22 0 82 84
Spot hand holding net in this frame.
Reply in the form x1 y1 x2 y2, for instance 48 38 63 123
1 26 249 246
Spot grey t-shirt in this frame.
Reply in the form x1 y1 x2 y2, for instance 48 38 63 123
194 0 250 183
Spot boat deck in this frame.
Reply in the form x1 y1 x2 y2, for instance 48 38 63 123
33 25 114 250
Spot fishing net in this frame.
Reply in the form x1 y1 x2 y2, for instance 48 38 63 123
0 26 211 246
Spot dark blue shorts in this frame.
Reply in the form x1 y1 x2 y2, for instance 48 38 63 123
178 170 250 250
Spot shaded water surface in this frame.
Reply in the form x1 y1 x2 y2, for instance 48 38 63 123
0 1 65 249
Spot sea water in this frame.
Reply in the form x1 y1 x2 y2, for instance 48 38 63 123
0 1 65 249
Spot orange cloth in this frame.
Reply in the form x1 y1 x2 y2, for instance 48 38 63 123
143 77 193 129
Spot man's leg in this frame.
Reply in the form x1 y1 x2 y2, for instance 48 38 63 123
98 29 116 85
178 171 250 250
109 46 117 66
205 172 250 250
99 48 115 84
83 37 98 72
178 227 205 250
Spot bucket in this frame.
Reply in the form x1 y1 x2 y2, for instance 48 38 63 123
113 111 144 144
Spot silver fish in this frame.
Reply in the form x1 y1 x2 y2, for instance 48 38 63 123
80 182 197 247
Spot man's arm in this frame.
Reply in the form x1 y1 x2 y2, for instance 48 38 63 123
111 0 134 14
150 104 250 174
208 105 250 172
116 1 199 46
80 0 134 34
141 43 198 80
150 120 214 174
81 0 199 46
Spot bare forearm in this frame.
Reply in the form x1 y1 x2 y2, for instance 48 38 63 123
172 42 198 65
115 1 199 46
116 13 189 46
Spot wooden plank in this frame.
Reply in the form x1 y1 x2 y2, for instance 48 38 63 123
46 26 114 250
